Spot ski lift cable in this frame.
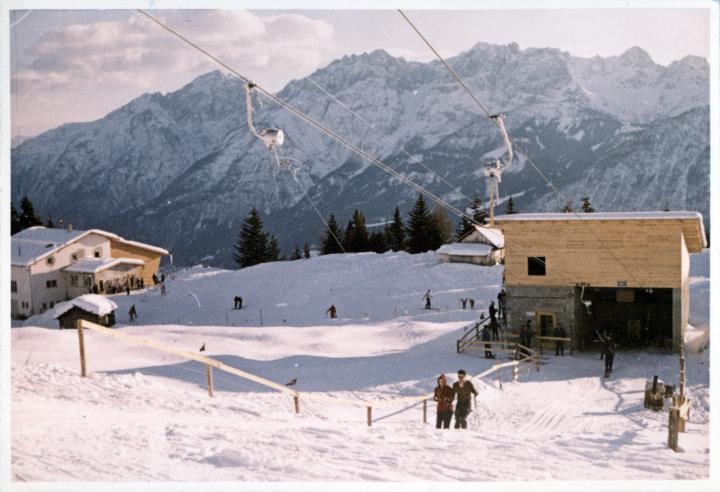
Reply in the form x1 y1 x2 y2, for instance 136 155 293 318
304 76 475 203
398 9 648 290
134 10 583 287
135 9 476 227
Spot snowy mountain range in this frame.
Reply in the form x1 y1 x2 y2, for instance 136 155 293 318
11 43 709 266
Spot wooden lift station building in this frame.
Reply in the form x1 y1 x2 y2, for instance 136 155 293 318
493 212 706 352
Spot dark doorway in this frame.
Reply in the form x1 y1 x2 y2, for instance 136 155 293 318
578 287 672 348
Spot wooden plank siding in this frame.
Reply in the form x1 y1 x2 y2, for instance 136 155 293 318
497 219 693 289
109 240 164 285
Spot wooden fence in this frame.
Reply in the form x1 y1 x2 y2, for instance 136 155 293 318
75 319 541 427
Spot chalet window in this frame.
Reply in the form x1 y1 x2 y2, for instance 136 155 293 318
94 249 102 258
83 276 92 287
49 301 54 308
42 303 47 311
46 279 58 289
46 256 55 265
528 257 546 276
11 281 17 293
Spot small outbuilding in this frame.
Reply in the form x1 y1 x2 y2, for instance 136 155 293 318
438 225 505 266
53 294 118 329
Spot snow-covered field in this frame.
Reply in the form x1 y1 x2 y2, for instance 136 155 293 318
11 250 711 484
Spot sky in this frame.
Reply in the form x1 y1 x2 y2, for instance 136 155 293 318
9 7 712 138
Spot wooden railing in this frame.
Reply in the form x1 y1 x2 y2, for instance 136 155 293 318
75 319 542 427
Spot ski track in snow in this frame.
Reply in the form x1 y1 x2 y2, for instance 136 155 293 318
11 250 710 482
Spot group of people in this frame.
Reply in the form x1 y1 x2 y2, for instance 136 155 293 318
433 370 479 429
152 273 168 297
459 298 475 310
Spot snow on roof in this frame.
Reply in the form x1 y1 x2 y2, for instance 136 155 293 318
11 227 88 267
53 294 118 318
11 226 169 267
466 226 505 248
63 258 145 274
493 211 704 222
438 243 494 256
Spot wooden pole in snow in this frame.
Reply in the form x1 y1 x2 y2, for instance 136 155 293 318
206 364 214 397
76 319 87 378
294 396 300 414
668 407 679 452
367 406 372 427
423 400 427 424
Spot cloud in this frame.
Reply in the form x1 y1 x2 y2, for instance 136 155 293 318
12 10 336 94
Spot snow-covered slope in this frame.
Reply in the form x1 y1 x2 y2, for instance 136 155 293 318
11 44 709 266
11 250 710 482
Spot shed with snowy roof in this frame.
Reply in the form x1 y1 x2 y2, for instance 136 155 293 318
492 212 706 352
438 226 505 266
53 294 118 329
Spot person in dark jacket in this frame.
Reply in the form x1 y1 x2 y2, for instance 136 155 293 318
481 325 494 359
423 290 432 309
326 304 337 319
601 333 617 378
489 316 499 341
433 374 454 429
554 323 568 356
128 304 137 322
488 301 497 322
451 370 478 429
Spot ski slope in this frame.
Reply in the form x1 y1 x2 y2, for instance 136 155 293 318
11 250 711 482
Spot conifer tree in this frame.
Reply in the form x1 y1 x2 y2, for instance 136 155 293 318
321 214 344 255
303 242 311 259
268 235 281 261
46 216 55 228
233 207 274 268
406 194 433 253
581 196 595 213
386 206 406 251
290 246 302 260
369 230 388 253
429 206 453 250
10 203 21 235
505 197 518 215
19 196 43 230
344 209 369 252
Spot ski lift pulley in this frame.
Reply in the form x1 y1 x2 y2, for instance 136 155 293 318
246 82 285 166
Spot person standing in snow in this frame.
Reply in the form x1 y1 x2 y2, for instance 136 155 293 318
128 304 137 322
423 290 433 310
161 273 166 283
469 298 475 309
433 374 454 429
481 324 494 359
451 369 478 429
601 333 617 378
461 298 468 310
488 301 497 322
489 316 499 341
160 282 167 296
326 304 337 319
554 323 568 356
498 289 507 325
152 273 159 285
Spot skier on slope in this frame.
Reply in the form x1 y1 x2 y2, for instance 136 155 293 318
423 290 433 310
128 304 137 322
433 374 454 429
326 304 337 319
451 369 478 429
600 332 617 378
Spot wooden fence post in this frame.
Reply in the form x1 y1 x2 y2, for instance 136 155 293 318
535 356 540 372
294 395 300 414
668 407 679 452
456 340 460 353
367 406 372 427
206 364 214 397
423 400 427 424
76 319 87 378
512 364 518 382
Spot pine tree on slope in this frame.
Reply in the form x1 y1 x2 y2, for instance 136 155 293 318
321 214 344 255
386 206 406 251
234 207 273 268
406 194 433 254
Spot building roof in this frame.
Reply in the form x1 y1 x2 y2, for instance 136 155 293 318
53 294 118 318
493 211 707 251
11 226 169 267
464 226 505 248
438 243 494 256
63 258 145 274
